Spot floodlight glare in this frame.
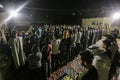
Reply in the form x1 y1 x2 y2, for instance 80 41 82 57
10 10 18 17
4 1 29 22
112 12 120 20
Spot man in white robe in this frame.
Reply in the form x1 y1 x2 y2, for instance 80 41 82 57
89 39 112 80
8 31 26 69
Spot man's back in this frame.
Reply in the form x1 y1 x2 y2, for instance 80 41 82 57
28 52 42 70
81 66 98 80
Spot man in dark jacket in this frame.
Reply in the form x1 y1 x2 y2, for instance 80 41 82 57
27 45 43 80
79 50 98 80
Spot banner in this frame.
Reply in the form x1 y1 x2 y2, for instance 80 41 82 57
82 17 111 34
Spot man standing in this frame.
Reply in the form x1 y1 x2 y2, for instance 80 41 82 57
8 31 26 69
36 26 42 48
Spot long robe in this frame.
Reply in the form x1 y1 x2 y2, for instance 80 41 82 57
8 37 26 69
90 39 112 80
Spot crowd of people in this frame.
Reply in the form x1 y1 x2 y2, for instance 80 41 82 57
85 29 120 80
0 25 119 80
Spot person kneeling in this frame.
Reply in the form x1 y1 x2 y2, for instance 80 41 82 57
78 50 98 80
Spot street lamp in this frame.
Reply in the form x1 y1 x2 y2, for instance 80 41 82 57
112 12 120 20
4 1 29 22
10 10 19 17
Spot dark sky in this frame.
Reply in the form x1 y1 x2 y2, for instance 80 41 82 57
0 0 120 9
0 0 120 24
22 0 117 9
27 0 120 9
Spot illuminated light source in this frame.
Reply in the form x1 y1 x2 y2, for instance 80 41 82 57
4 1 29 22
112 12 120 20
10 10 18 17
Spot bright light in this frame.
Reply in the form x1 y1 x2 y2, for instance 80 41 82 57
112 12 120 20
10 10 18 17
3 1 29 23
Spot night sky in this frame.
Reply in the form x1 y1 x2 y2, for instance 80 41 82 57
25 0 120 9
0 0 120 24
0 0 119 11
